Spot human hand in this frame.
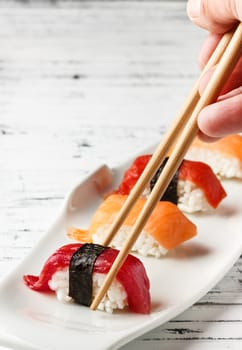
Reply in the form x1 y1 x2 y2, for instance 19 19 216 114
187 0 242 142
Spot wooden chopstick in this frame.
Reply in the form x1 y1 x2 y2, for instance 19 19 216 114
102 30 233 248
91 22 242 311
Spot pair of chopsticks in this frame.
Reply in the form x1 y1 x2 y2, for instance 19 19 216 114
91 23 242 311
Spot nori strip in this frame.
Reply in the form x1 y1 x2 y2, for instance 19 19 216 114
69 243 108 306
150 157 179 204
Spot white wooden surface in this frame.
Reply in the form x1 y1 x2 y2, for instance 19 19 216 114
0 1 241 349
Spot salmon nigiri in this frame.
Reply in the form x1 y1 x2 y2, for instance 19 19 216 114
67 194 197 258
186 134 242 179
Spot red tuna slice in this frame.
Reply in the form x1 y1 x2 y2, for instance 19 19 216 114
179 160 227 208
117 155 152 195
23 243 81 292
23 243 151 314
94 246 150 314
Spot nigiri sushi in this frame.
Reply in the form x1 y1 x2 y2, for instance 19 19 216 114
116 155 227 213
186 134 242 179
67 194 197 258
23 243 151 314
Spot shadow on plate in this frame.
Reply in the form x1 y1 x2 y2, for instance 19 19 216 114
167 242 212 260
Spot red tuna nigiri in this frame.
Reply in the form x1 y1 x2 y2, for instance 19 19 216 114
23 243 151 314
116 155 226 212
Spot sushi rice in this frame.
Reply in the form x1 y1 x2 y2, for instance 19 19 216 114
177 180 211 213
92 225 168 258
144 180 212 214
48 268 128 313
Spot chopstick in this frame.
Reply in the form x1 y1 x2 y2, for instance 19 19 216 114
90 22 242 311
102 30 233 248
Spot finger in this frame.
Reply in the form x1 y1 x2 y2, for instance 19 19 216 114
187 0 242 33
197 92 242 138
198 57 242 94
198 33 223 68
197 131 221 143
218 86 242 100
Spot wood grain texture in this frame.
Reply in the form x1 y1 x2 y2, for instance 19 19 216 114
0 1 241 349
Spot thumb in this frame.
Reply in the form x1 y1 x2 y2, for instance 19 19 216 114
187 0 242 33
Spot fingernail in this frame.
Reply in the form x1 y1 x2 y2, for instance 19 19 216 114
187 0 201 19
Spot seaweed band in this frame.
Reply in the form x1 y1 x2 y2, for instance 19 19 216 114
69 244 108 306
